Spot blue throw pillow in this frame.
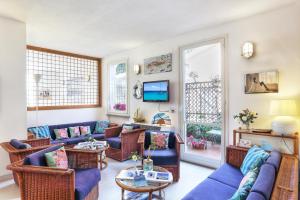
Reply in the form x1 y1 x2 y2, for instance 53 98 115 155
28 125 51 139
94 120 110 134
240 145 269 175
10 139 30 149
230 168 259 200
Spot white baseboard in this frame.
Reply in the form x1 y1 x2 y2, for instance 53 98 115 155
0 173 13 182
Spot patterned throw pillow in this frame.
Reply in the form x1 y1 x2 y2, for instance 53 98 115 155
54 128 69 139
28 125 51 139
45 147 68 169
94 120 110 134
240 145 269 175
69 126 80 138
80 126 91 135
229 168 259 200
150 132 169 149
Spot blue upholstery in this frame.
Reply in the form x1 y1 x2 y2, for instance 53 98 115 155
29 121 98 140
122 124 140 129
246 192 265 200
144 149 177 165
75 168 101 200
250 163 276 200
182 178 236 200
92 133 105 140
265 150 281 172
10 139 27 149
64 137 86 145
106 137 121 149
144 131 176 149
208 163 244 189
23 145 63 166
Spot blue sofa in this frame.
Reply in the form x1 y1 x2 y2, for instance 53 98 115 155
8 145 101 200
28 121 115 146
182 146 281 200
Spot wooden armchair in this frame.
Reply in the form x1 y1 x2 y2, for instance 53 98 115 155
138 131 184 182
0 138 55 184
104 126 145 161
7 145 100 200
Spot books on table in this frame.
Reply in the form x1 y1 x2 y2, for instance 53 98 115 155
116 169 173 183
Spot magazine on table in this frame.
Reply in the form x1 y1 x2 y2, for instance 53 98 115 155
116 169 173 183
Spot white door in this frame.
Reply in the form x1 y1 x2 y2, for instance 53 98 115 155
179 38 226 168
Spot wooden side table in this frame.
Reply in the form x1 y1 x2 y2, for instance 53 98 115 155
233 129 299 156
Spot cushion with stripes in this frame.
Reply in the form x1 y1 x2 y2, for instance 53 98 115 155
240 145 269 175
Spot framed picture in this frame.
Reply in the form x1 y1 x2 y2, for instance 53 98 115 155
244 70 278 94
144 53 172 74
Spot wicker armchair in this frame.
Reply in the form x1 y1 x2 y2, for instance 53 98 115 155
0 138 54 184
105 126 145 161
138 131 184 182
7 145 100 200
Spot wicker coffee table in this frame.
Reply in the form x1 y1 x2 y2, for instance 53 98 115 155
115 166 172 200
73 141 109 170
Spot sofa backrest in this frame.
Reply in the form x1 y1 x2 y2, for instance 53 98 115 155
144 131 176 149
250 163 276 200
29 121 98 140
246 192 265 200
265 150 281 172
24 145 63 166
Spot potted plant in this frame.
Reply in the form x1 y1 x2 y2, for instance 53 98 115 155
129 151 142 173
234 109 258 130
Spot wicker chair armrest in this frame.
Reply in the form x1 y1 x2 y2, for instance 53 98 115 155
27 131 35 139
175 134 184 144
66 149 99 169
105 126 122 138
9 144 56 154
109 123 119 127
120 128 146 136
226 145 248 168
7 161 74 175
23 138 51 147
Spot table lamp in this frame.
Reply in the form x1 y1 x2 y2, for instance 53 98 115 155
270 99 298 135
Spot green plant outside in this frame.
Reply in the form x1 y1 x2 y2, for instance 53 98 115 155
186 123 221 144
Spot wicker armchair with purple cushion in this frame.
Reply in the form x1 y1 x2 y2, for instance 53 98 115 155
7 145 101 200
0 138 55 185
104 124 145 161
28 121 118 146
140 130 184 182
182 146 283 200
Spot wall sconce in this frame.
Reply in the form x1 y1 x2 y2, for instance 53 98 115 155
133 64 141 75
241 42 254 59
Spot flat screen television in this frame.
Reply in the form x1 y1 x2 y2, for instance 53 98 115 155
143 80 169 102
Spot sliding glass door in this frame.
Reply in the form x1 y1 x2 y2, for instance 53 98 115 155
180 38 226 168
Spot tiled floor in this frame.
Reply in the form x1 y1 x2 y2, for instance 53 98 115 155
186 143 221 160
0 159 214 200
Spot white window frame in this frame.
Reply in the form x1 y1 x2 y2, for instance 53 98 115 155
107 59 130 117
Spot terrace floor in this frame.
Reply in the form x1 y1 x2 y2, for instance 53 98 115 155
186 142 221 161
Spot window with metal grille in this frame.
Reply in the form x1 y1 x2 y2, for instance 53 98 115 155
26 46 101 110
107 60 129 116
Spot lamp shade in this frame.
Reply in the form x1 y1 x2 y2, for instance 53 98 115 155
270 100 298 116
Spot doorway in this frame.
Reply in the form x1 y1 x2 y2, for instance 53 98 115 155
180 38 226 168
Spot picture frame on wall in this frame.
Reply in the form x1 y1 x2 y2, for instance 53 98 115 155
244 70 279 94
144 53 172 74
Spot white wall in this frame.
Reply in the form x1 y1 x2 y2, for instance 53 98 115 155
0 17 27 176
103 3 300 152
27 107 106 127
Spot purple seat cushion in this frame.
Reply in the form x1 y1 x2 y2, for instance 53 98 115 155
144 131 176 149
144 149 177 165
23 145 63 166
182 178 236 200
106 137 121 149
10 139 27 149
265 150 281 172
208 163 244 189
64 137 86 145
246 192 265 200
92 133 105 140
250 163 276 200
75 168 101 200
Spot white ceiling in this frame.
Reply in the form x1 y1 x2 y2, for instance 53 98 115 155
0 0 297 57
